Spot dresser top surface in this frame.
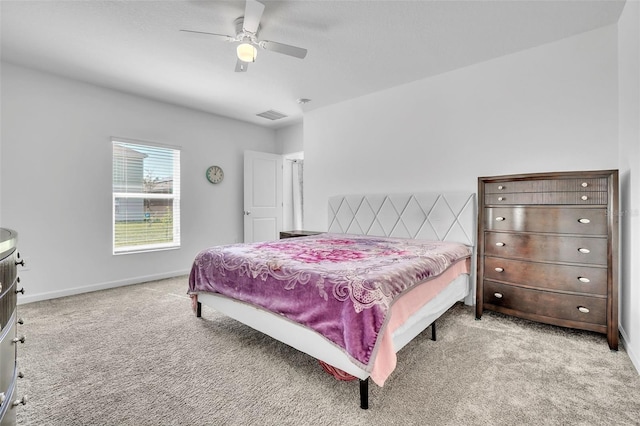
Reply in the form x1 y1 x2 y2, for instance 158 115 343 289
478 169 618 183
0 228 17 260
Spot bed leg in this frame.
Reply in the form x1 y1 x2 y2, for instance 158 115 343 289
196 302 202 318
431 320 436 341
359 378 369 409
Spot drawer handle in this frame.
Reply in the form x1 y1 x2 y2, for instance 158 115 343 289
498 197 505 201
581 195 589 201
494 292 503 299
495 217 506 222
578 248 590 254
577 306 590 314
495 242 505 247
578 218 591 224
12 395 27 407
578 277 591 283
581 182 589 188
12 335 26 344
498 185 505 190
494 267 504 272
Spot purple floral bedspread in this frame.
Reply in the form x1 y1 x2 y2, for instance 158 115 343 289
188 233 471 370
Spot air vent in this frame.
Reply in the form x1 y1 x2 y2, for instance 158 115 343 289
256 110 288 120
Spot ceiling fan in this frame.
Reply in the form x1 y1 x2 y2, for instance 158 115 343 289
181 0 308 72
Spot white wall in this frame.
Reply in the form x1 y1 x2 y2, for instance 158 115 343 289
618 0 640 373
304 25 619 228
0 62 279 303
276 122 303 155
303 24 635 361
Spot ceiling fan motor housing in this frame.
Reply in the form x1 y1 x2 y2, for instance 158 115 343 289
234 17 260 41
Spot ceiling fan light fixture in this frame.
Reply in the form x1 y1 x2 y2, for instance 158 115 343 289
182 0 307 72
237 43 257 63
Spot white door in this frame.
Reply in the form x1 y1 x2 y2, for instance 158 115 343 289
243 150 283 242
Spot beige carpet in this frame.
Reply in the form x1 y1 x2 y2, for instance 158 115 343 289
15 276 640 425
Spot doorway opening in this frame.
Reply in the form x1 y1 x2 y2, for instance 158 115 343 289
283 152 304 231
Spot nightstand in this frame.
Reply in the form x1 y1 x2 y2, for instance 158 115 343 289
279 230 323 239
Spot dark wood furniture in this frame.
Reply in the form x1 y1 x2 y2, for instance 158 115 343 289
0 229 27 425
279 230 322 239
476 170 619 350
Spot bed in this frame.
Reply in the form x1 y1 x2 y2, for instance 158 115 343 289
188 192 476 409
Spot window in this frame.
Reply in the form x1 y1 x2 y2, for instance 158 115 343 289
112 139 180 254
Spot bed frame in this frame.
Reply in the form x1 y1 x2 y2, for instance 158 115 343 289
195 192 476 409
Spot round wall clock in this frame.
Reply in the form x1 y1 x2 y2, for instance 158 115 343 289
206 165 224 184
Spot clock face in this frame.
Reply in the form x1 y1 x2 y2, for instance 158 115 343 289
206 165 224 184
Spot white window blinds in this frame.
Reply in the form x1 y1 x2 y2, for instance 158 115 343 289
112 139 181 254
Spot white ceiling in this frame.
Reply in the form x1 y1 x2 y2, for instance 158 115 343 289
0 0 626 129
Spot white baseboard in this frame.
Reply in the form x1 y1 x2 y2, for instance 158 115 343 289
17 269 190 305
620 325 640 376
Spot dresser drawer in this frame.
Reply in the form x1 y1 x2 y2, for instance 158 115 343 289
485 232 608 266
485 178 608 194
485 192 608 205
0 251 16 296
484 207 607 234
0 283 16 334
0 373 16 426
483 280 606 326
0 252 17 333
483 257 607 295
0 315 16 399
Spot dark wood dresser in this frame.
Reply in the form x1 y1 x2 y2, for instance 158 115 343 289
0 228 27 425
476 170 619 350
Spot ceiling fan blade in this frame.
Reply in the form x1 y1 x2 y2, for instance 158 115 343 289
180 29 235 42
243 0 265 34
261 40 307 59
235 59 249 73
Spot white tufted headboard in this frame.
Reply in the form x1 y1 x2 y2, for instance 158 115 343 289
328 192 476 246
